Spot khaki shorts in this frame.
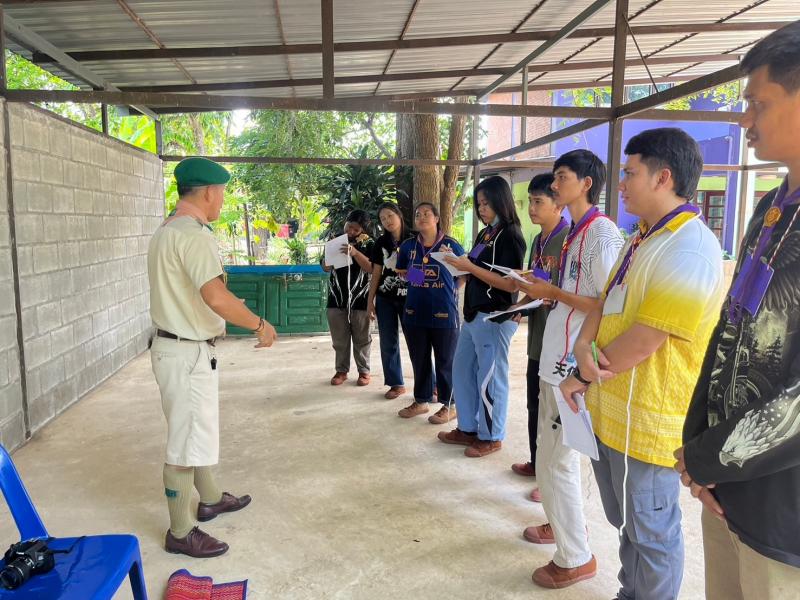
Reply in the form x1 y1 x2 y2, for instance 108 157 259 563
151 336 219 467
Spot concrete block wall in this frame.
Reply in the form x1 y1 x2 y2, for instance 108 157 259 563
2 101 163 445
0 101 26 450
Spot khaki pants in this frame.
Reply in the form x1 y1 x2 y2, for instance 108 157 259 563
327 308 371 374
702 508 800 600
151 336 219 467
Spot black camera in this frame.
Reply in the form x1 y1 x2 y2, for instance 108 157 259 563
0 539 55 590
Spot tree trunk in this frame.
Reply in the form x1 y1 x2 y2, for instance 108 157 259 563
412 112 440 209
189 113 206 155
395 113 415 224
439 100 467 235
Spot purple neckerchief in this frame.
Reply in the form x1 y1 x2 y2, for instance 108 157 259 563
534 218 568 267
558 206 601 279
728 179 800 323
468 224 502 261
605 203 701 295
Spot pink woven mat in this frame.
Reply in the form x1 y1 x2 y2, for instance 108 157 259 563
165 569 247 600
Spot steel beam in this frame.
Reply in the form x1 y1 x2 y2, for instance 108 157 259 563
159 155 475 167
29 21 790 63
615 63 743 119
3 89 613 119
479 119 608 164
605 0 629 222
119 53 739 94
2 13 159 120
477 0 613 99
321 0 334 98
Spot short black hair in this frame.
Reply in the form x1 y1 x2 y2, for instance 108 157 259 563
553 149 606 205
624 128 703 201
345 209 370 230
741 21 800 93
527 173 555 198
474 175 521 227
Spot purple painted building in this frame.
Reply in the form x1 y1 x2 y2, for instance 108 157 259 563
552 92 743 253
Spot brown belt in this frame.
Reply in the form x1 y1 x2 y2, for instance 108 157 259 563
156 329 217 346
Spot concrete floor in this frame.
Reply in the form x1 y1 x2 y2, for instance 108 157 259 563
0 330 707 599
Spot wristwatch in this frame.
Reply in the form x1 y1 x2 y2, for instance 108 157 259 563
572 367 591 385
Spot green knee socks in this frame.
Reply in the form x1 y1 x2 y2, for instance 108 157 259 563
194 466 223 504
163 464 195 538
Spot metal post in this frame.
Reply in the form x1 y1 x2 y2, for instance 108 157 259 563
520 65 528 145
243 202 254 265
101 103 109 134
605 0 629 222
1 5 32 439
154 117 163 155
470 113 481 242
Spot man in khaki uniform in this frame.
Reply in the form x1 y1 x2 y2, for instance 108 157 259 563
148 157 277 558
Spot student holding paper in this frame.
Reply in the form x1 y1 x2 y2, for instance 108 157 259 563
439 175 526 457
511 173 568 502
322 209 375 387
561 129 724 600
367 202 415 399
395 202 465 423
515 150 623 589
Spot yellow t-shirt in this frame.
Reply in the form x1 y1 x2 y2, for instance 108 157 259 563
147 216 226 340
585 213 725 467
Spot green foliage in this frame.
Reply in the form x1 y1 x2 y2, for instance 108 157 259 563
663 81 742 111
285 238 309 264
319 146 402 240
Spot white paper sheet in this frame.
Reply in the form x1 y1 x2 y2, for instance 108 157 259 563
483 262 529 283
324 234 352 270
482 299 544 321
554 387 599 461
430 251 469 276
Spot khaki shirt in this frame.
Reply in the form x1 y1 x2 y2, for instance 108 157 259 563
147 216 226 340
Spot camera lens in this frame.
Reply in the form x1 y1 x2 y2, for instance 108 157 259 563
0 560 30 590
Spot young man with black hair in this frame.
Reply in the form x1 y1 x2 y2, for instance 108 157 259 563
516 149 623 589
510 173 568 504
561 128 724 600
676 21 800 599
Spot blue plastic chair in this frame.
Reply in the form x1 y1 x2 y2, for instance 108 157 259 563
0 445 148 599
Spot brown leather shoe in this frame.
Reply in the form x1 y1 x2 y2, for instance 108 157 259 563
197 492 252 522
523 522 555 544
398 401 429 418
330 372 348 385
512 461 536 477
384 386 406 399
437 428 477 446
529 487 543 503
428 405 457 424
532 555 597 589
464 439 502 457
165 526 229 558
357 373 371 386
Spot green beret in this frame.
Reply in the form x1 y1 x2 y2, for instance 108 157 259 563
174 157 231 187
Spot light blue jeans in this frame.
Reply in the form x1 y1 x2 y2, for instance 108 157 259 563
593 439 684 600
452 315 518 441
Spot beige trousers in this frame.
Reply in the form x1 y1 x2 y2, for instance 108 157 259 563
151 336 219 467
702 507 800 600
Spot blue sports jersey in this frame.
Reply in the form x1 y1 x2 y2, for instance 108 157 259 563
396 235 465 329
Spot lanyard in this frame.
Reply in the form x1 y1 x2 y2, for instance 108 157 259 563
605 203 701 295
750 179 800 266
468 224 502 261
534 218 568 268
416 231 445 264
558 206 602 279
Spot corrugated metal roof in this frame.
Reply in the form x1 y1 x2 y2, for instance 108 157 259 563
1 0 795 103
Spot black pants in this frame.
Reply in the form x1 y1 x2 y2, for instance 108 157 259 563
404 325 458 405
526 359 541 465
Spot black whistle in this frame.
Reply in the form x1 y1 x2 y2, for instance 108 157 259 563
210 358 217 370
